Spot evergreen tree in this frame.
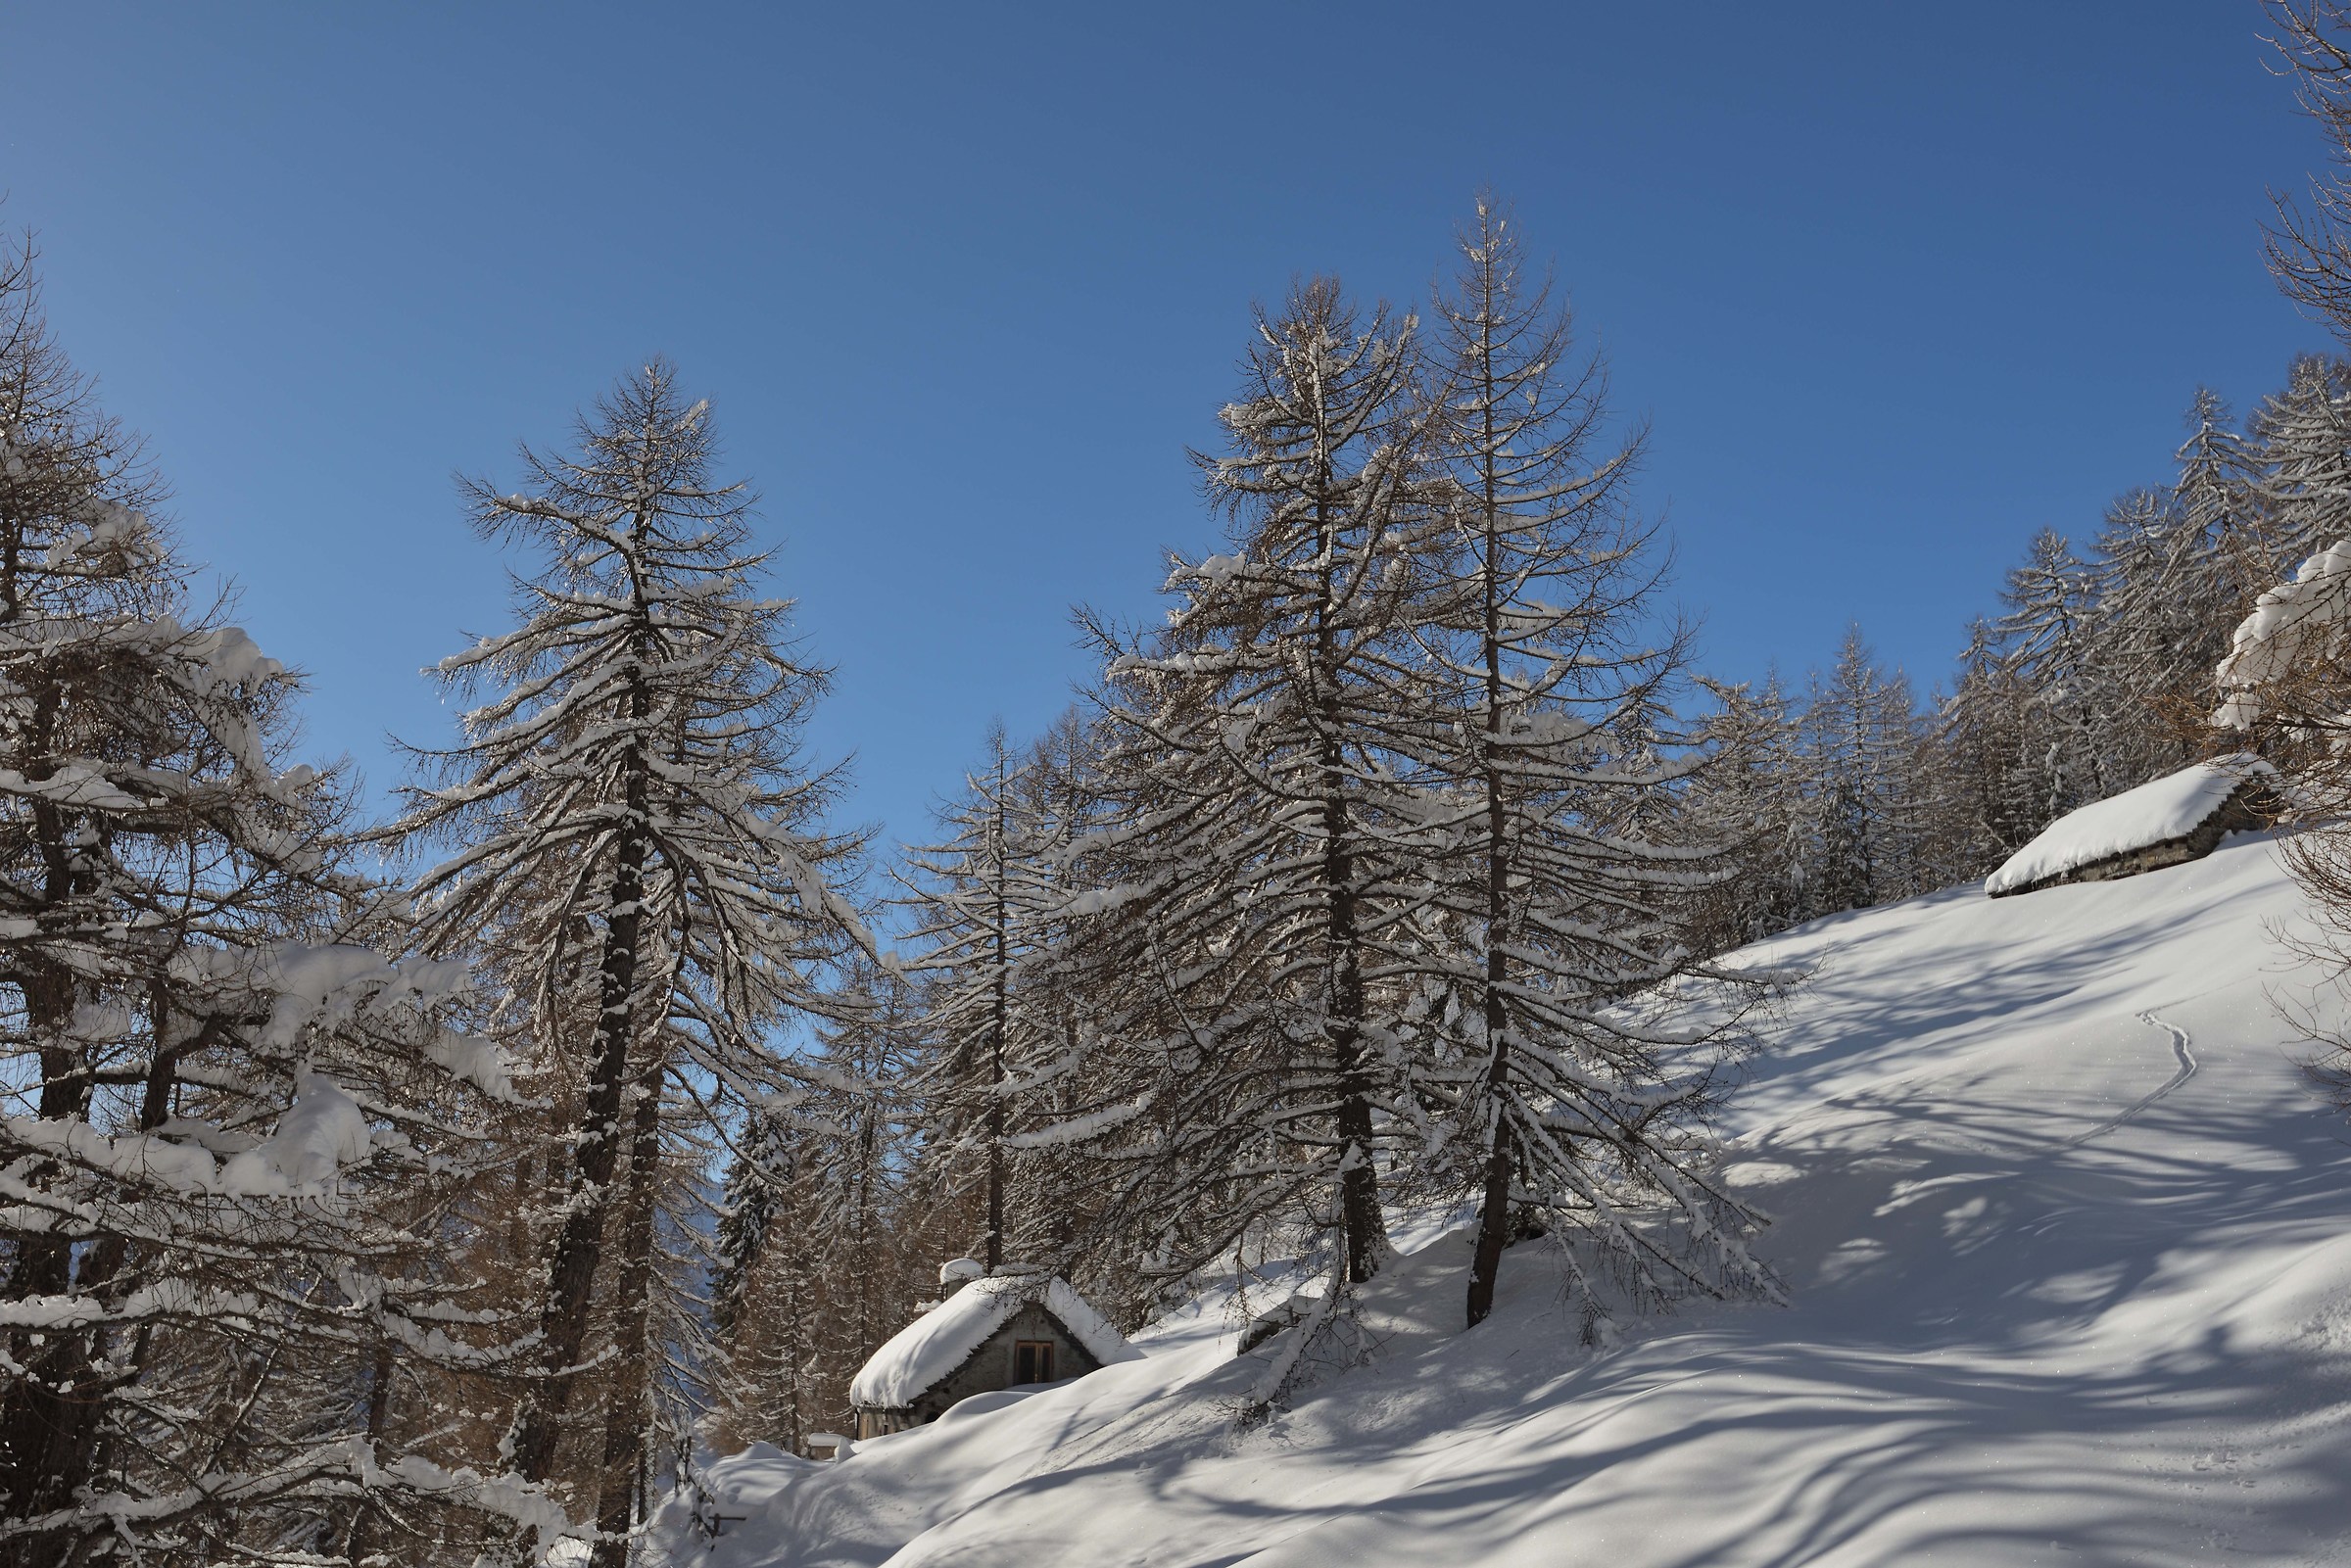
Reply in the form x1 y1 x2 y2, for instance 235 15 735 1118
1800 627 1926 913
1996 527 2116 806
1679 675 1812 949
2078 487 2201 783
2245 356 2351 585
1935 617 2069 875
804 964 929 1416
712 956 931 1451
899 724 1059 1271
2263 3 2351 344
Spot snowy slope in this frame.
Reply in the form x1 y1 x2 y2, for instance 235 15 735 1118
657 832 2351 1567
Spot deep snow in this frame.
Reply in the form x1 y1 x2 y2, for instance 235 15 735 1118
656 832 2351 1566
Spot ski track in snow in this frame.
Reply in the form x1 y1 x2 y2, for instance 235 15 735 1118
2065 1007 2198 1148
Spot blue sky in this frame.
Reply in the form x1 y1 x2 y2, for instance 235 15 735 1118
0 3 2331 865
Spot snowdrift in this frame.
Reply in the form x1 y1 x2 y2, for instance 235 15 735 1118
659 832 2351 1567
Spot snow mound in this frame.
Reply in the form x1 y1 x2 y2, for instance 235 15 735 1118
1984 755 2273 895
847 1274 1138 1409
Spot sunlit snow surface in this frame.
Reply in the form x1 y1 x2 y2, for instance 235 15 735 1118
658 833 2351 1566
1984 754 2274 895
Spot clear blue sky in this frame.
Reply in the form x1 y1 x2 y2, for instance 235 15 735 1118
0 3 2330 867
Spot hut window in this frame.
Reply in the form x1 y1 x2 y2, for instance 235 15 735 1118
1013 1340 1056 1384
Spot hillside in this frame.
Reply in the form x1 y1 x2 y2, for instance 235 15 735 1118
655 832 2351 1567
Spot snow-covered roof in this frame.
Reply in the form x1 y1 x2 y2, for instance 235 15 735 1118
1985 755 2275 896
848 1274 1139 1410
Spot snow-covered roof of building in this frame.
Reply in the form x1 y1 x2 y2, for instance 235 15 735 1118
1985 755 2275 897
848 1273 1139 1410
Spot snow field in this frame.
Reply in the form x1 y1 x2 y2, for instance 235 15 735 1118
659 832 2351 1567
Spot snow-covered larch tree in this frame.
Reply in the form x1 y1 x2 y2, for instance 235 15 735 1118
2265 2 2351 338
1933 617 2071 876
2228 0 2351 1124
1676 675 1815 950
2245 357 2351 591
1062 277 1448 1316
1799 627 1929 914
1415 196 1776 1330
709 955 929 1452
1995 526 2119 807
386 360 870 1566
0 231 535 1568
897 724 1061 1272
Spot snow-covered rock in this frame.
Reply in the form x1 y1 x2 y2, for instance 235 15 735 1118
2215 536 2351 729
1984 755 2274 896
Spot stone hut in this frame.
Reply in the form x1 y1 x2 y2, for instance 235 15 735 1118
848 1262 1139 1440
1986 755 2278 899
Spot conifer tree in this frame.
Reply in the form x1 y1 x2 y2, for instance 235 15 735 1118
1679 676 1811 950
387 361 869 1565
1060 278 1445 1308
899 724 1059 1270
0 232 532 1568
2075 488 2201 782
1801 627 1927 913
1415 197 1773 1328
1935 617 2070 873
806 964 929 1402
2246 356 2351 584
2264 3 2351 342
1996 527 2116 806
709 1108 824 1452
712 956 929 1450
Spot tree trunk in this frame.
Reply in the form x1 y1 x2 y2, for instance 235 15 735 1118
506 680 650 1486
591 1060 664 1568
1325 802 1384 1286
1313 491 1384 1286
985 764 1010 1272
343 1336 398 1567
1465 274 1516 1329
0 692 107 1559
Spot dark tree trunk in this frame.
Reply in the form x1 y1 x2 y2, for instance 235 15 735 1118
506 675 650 1487
985 769 1010 1272
1313 493 1384 1287
1325 797 1385 1286
591 1058 664 1568
1465 295 1516 1329
0 690 107 1561
343 1336 398 1567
